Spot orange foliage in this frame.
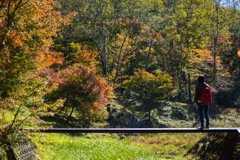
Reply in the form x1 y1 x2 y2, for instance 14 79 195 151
0 0 72 73
108 33 137 86
73 44 99 71
0 0 71 101
189 49 232 87
36 51 63 69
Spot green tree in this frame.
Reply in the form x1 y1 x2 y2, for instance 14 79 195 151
123 69 173 121
123 69 172 100
57 0 114 77
56 0 164 79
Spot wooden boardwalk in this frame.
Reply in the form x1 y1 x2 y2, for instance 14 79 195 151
24 128 240 134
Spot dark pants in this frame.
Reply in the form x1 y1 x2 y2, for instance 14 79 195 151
198 103 209 128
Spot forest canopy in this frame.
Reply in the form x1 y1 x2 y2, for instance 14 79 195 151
0 0 239 157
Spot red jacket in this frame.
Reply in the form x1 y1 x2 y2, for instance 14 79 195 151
194 82 209 103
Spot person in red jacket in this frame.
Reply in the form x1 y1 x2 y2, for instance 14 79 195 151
194 75 210 129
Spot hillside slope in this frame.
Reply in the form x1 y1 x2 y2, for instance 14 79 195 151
186 132 240 160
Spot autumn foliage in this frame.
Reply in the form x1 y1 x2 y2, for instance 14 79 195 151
0 0 65 98
47 66 114 126
0 0 68 157
123 69 173 100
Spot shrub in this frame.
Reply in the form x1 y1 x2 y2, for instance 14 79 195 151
48 66 114 127
123 69 173 100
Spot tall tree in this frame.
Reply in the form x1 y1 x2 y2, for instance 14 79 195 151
56 0 163 78
57 0 114 77
0 0 65 158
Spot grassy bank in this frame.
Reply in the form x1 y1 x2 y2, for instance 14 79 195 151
30 133 203 160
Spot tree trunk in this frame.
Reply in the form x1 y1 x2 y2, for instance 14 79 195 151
145 40 153 71
100 5 108 77
66 106 74 123
101 48 108 77
188 73 192 104
212 1 220 107
5 143 16 160
148 110 151 121
213 36 217 89
114 36 127 84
